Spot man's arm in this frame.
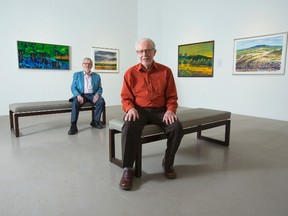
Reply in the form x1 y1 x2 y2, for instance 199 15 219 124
162 69 179 124
121 72 135 113
71 72 82 97
93 73 103 95
165 70 178 113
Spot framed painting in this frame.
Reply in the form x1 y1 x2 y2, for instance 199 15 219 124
178 41 214 77
17 41 70 70
91 47 119 73
233 32 287 75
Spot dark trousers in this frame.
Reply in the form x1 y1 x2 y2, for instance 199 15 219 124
121 107 184 168
71 94 105 125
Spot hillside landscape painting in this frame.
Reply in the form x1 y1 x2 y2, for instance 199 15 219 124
233 33 287 74
178 41 214 77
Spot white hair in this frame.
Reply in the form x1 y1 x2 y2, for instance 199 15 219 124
82 57 92 63
135 38 156 50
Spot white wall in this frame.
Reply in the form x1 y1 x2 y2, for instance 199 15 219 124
1 0 288 121
138 0 288 121
0 0 137 116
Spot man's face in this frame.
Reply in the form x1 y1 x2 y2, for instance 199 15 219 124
136 40 157 69
82 60 93 73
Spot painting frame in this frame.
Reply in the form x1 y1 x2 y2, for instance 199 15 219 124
233 32 287 75
17 41 70 70
91 47 119 73
178 40 214 77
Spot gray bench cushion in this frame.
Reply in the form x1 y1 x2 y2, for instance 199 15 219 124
9 100 92 113
109 108 231 137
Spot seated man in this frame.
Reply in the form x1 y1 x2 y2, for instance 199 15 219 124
68 57 105 135
119 38 184 190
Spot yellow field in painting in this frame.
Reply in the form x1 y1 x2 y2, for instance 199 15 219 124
178 64 212 77
95 64 117 70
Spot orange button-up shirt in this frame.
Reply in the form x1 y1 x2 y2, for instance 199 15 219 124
121 62 179 113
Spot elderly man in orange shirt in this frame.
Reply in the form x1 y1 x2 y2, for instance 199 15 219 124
119 38 184 190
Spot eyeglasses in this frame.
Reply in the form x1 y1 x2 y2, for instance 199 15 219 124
136 48 154 55
83 62 92 65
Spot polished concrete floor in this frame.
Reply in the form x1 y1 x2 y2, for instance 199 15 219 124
1 106 288 216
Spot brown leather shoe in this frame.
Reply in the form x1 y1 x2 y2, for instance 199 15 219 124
119 168 133 190
162 159 177 179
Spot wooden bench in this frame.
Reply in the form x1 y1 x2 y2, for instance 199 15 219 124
9 100 106 137
109 108 231 177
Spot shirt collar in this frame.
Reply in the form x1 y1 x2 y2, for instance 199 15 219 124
137 61 158 72
84 71 92 76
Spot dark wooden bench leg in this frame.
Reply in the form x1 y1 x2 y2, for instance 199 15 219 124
197 120 231 146
9 110 14 131
109 129 123 167
134 144 142 178
9 110 20 137
109 129 116 162
102 105 106 125
15 114 20 137
224 120 231 146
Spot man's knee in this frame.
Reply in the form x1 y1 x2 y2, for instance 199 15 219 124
96 97 105 106
122 119 144 131
170 121 184 135
72 98 82 108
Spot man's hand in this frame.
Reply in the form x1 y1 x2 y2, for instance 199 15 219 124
163 110 177 125
93 94 99 103
77 95 84 104
124 108 139 121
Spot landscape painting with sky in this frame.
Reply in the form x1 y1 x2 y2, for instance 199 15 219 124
234 33 287 74
91 47 119 73
178 41 214 77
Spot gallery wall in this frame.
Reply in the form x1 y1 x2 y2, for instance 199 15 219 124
138 0 288 121
0 0 137 116
1 0 288 121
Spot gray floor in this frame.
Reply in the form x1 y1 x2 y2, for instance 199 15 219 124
1 106 288 216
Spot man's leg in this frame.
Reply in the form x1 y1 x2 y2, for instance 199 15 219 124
93 97 105 123
163 120 184 168
121 115 147 168
119 113 147 190
147 108 184 178
82 94 104 129
68 97 83 135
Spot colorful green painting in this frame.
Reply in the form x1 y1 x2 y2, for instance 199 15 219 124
233 33 287 75
17 41 70 70
178 41 214 77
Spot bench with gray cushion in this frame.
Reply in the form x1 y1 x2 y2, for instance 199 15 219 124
9 100 106 137
109 108 231 177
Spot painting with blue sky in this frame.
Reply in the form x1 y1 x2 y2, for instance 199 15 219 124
91 47 119 73
233 32 287 74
